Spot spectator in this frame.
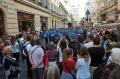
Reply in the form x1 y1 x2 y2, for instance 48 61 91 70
88 37 106 67
24 35 32 78
0 39 6 79
108 47 120 79
61 48 75 79
69 39 81 62
93 47 120 79
17 33 25 53
84 34 94 48
29 38 44 79
109 66 120 79
76 46 91 79
3 46 18 79
46 42 58 66
88 37 106 76
10 36 20 62
57 36 69 75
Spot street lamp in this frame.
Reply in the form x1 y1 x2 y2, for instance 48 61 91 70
86 9 90 22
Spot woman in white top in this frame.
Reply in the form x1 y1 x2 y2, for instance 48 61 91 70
57 36 69 75
76 46 91 79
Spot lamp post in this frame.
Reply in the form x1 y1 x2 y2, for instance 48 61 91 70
86 10 90 27
86 9 90 22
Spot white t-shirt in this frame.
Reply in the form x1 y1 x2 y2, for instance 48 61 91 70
76 58 91 79
58 48 62 62
30 45 44 68
25 42 32 53
84 41 93 48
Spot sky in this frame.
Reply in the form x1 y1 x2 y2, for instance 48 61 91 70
69 0 88 18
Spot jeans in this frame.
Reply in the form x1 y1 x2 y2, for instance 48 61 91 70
61 71 73 79
0 67 6 79
32 67 44 79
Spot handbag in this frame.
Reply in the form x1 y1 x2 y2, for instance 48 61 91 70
64 62 76 79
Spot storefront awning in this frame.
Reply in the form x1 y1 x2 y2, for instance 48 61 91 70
95 23 120 27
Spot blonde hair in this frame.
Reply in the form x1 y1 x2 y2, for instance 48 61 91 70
3 46 12 55
47 64 60 79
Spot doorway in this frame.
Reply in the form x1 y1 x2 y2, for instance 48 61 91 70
17 12 34 32
0 9 5 37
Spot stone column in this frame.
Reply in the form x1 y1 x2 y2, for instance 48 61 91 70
34 14 40 31
6 0 19 35
47 17 51 29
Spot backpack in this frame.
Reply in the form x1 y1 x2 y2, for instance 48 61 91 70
22 43 30 58
3 56 21 79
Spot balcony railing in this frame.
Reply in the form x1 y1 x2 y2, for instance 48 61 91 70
27 0 49 9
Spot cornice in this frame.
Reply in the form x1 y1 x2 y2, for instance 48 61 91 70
15 0 50 14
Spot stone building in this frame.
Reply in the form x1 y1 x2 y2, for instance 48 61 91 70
87 0 120 24
0 0 68 36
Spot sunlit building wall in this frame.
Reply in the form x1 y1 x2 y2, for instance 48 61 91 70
0 0 68 35
88 0 120 24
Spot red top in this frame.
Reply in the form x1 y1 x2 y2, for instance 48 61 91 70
62 59 75 73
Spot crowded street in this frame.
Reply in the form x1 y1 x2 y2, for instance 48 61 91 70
1 0 120 79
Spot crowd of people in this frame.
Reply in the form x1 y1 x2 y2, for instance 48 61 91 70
0 26 120 79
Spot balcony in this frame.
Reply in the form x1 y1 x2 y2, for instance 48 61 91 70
27 0 49 9
107 0 117 9
27 0 36 4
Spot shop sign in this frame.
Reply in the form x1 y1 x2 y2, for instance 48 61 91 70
106 18 115 23
21 15 29 20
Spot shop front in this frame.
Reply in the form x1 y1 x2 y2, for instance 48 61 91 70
17 12 34 32
40 16 48 31
106 10 116 23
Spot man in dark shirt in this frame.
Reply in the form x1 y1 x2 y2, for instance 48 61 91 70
88 37 106 67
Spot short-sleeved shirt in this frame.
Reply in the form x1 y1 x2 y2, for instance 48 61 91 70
88 47 105 67
11 41 20 53
25 42 32 54
84 41 93 48
76 58 91 79
62 59 75 73
30 45 44 68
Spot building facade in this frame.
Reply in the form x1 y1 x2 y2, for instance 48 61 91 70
70 5 81 26
50 0 68 28
88 0 120 25
0 0 68 36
